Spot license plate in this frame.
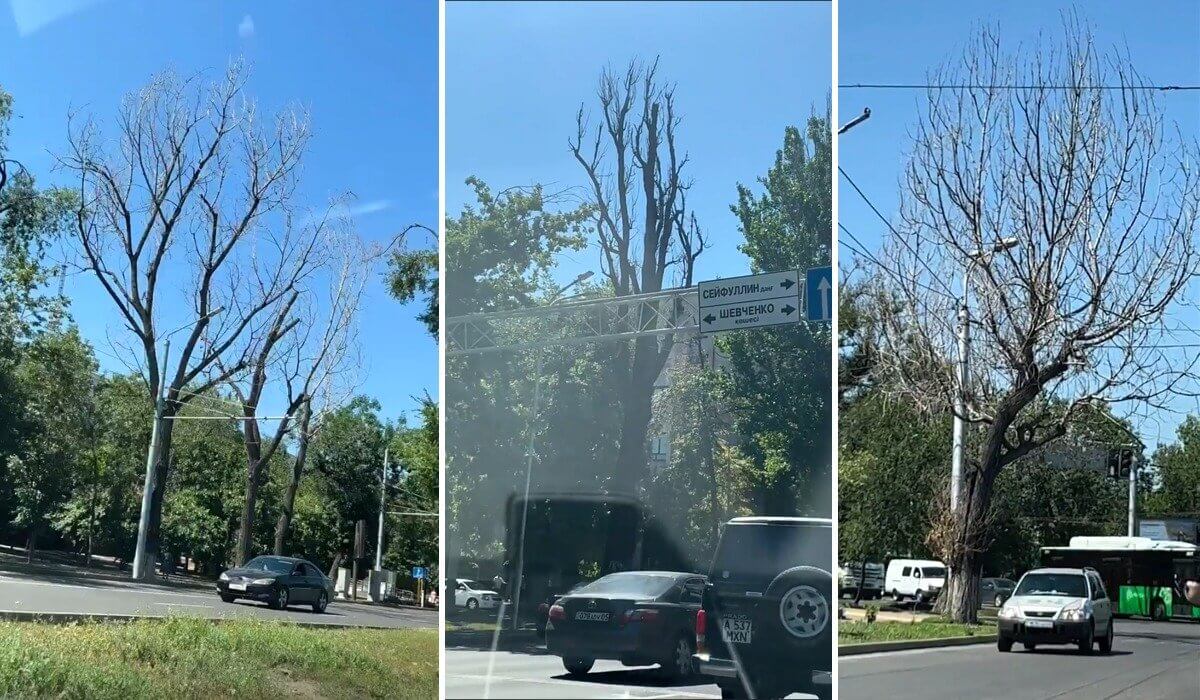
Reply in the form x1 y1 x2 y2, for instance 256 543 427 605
574 611 610 622
721 616 753 644
1026 619 1053 629
229 582 246 591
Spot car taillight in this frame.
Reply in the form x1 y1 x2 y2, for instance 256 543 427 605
620 608 661 626
695 609 708 654
548 604 565 622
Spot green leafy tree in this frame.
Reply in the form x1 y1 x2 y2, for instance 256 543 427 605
720 114 832 516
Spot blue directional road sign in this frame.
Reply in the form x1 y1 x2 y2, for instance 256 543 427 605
806 266 832 322
411 566 427 579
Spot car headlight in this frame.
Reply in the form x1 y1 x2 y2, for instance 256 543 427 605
998 604 1021 620
1059 600 1091 621
250 578 275 586
219 572 230 581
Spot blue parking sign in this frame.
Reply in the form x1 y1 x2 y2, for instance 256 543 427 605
806 266 832 322
411 566 427 579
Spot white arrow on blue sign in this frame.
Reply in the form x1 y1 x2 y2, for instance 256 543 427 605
411 566 427 579
806 266 832 322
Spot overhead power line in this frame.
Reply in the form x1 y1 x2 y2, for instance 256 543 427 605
840 83 1200 91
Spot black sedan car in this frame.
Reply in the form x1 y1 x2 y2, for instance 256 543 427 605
546 571 707 680
217 555 333 613
982 577 1017 607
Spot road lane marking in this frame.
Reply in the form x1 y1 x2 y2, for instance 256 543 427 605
0 576 214 600
446 673 720 698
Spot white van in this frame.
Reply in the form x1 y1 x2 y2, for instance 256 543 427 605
884 559 946 603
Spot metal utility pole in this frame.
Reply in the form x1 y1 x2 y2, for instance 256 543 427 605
1128 453 1139 537
949 238 1017 514
132 339 169 580
950 276 969 514
510 270 593 632
376 447 389 572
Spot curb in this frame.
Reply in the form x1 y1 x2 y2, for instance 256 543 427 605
0 609 417 631
839 633 998 655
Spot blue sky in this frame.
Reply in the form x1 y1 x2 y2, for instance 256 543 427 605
446 0 832 290
1 0 437 424
839 0 1200 449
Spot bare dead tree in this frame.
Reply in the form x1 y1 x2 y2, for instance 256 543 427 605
867 21 1200 622
569 58 707 512
59 62 320 573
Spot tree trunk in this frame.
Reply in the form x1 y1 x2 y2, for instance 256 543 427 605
854 561 867 605
236 460 264 566
604 362 656 571
25 525 38 564
274 401 311 555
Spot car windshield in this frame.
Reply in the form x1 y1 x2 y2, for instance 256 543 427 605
242 557 292 574
922 567 945 578
1015 573 1088 597
572 573 678 598
459 580 480 589
713 523 831 584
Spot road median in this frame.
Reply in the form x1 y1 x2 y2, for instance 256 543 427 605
839 618 998 655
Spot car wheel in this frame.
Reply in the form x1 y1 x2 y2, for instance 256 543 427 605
994 594 1004 608
466 598 479 611
892 590 902 603
220 594 235 604
312 590 328 613
1077 622 1094 655
1099 619 1114 654
719 684 744 699
563 657 594 676
662 634 695 679
768 568 832 646
271 586 290 610
997 636 1013 652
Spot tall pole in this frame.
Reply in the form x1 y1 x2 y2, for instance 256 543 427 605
950 271 970 514
377 447 389 572
132 338 169 580
1128 453 1138 537
511 348 543 631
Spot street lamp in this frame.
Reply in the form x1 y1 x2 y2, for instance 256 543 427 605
510 270 594 630
838 107 871 134
950 239 1017 514
131 306 224 580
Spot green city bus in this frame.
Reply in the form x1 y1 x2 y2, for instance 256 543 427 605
1041 536 1199 621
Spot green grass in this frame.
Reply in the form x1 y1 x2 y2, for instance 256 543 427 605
839 617 997 646
0 617 436 699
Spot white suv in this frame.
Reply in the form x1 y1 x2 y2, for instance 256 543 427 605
997 567 1113 654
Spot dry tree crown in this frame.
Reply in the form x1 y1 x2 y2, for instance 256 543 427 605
869 20 1200 467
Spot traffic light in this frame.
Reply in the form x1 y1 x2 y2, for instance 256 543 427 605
1107 448 1134 479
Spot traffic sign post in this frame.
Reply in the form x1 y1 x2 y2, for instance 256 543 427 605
806 266 832 322
697 270 802 333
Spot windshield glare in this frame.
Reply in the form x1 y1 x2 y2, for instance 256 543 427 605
1015 573 1088 598
243 557 292 574
573 573 678 598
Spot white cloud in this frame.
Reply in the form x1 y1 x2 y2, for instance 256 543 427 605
237 14 255 39
300 199 393 227
11 0 103 37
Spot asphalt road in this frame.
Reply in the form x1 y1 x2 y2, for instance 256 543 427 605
0 571 437 629
445 645 828 699
839 618 1200 700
